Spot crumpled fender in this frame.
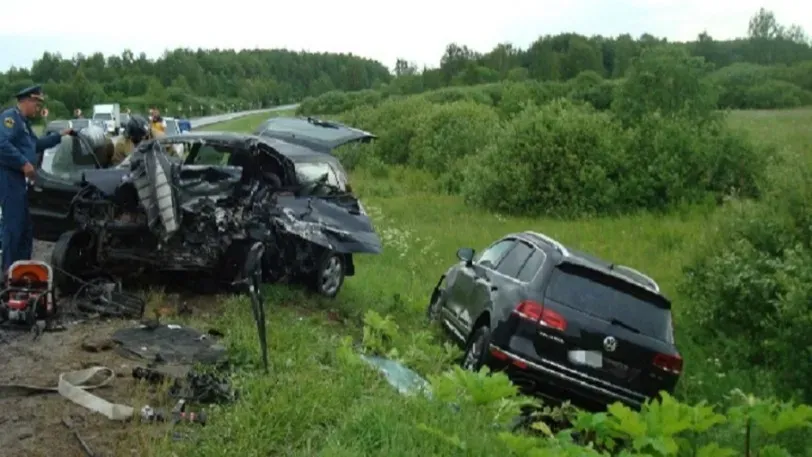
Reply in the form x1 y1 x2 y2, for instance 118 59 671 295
273 195 382 254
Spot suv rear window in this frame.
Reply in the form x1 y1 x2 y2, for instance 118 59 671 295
545 266 673 343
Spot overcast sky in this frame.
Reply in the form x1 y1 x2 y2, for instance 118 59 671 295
1 0 810 72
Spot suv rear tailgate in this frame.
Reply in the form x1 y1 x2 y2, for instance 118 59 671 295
538 264 680 397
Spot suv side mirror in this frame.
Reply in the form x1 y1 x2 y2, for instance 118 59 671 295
456 247 475 265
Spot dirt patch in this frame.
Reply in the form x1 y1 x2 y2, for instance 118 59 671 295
0 241 222 457
0 320 152 457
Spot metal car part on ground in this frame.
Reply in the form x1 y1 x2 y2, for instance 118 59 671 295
32 126 381 298
427 231 682 411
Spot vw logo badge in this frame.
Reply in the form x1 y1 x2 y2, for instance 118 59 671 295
603 336 618 352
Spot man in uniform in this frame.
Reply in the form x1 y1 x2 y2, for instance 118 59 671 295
0 85 73 272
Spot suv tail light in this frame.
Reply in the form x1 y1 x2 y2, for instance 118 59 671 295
513 300 567 332
653 353 683 375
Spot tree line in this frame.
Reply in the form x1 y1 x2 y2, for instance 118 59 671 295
0 49 392 119
1 7 808 120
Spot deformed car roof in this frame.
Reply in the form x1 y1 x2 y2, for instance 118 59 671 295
253 116 376 153
162 131 346 162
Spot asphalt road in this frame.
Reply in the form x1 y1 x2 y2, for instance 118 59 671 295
105 103 300 148
188 103 300 129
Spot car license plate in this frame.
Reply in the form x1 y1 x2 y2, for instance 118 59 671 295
568 350 602 368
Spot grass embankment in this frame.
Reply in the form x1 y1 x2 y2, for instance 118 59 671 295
125 107 812 457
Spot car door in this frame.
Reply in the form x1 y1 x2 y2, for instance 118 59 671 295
466 240 536 334
29 137 99 241
446 238 516 334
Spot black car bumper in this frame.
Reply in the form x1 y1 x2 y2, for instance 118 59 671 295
488 343 649 410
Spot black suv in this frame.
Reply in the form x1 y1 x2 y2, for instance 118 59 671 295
427 231 682 410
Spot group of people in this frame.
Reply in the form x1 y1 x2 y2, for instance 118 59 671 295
0 85 167 274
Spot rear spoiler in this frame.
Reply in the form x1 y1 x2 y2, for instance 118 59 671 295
555 259 670 308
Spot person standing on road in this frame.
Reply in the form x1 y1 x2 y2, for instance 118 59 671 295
74 108 83 119
112 114 150 165
150 109 166 134
0 85 73 272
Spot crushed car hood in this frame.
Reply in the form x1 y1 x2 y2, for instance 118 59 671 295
124 140 381 255
272 195 382 254
254 116 376 154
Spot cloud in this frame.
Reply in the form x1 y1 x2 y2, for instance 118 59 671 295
1 0 810 71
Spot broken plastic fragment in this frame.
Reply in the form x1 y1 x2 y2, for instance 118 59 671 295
359 354 432 398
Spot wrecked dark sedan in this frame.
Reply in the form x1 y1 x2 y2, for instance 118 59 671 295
31 129 382 297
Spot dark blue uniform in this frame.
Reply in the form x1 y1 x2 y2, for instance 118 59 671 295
0 85 62 272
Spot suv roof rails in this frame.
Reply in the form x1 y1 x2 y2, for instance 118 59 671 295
526 231 570 257
613 264 660 293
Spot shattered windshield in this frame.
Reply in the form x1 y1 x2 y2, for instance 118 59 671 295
295 161 342 189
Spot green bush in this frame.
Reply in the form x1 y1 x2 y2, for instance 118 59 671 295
297 89 390 116
680 156 812 403
340 97 434 166
461 101 767 218
744 80 812 109
613 46 718 126
409 101 500 183
461 100 629 217
707 63 812 109
419 85 496 106
621 114 765 211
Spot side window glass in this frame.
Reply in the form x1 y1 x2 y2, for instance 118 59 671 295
193 145 228 165
517 249 546 282
39 136 95 181
476 240 515 269
496 242 533 279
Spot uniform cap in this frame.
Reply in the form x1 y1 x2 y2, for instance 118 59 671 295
15 85 45 101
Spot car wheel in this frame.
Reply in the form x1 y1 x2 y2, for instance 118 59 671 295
462 325 492 372
51 230 94 294
426 283 446 322
311 251 344 298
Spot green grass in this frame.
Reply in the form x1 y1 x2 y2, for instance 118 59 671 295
137 108 812 457
727 106 812 158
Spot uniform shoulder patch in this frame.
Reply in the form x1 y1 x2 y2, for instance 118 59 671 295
3 116 14 129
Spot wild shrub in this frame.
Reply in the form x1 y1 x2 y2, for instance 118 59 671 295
680 157 812 403
613 46 718 127
709 62 812 109
339 97 434 165
408 101 501 189
567 70 616 111
744 80 812 109
420 85 496 106
297 89 389 115
620 114 765 211
461 100 629 217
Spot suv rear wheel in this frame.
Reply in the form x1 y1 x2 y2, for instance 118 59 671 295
462 325 492 372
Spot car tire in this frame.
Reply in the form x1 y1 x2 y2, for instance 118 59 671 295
462 325 492 372
310 251 345 298
426 283 446 322
51 230 94 294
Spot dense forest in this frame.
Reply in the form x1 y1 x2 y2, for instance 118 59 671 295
1 7 809 119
